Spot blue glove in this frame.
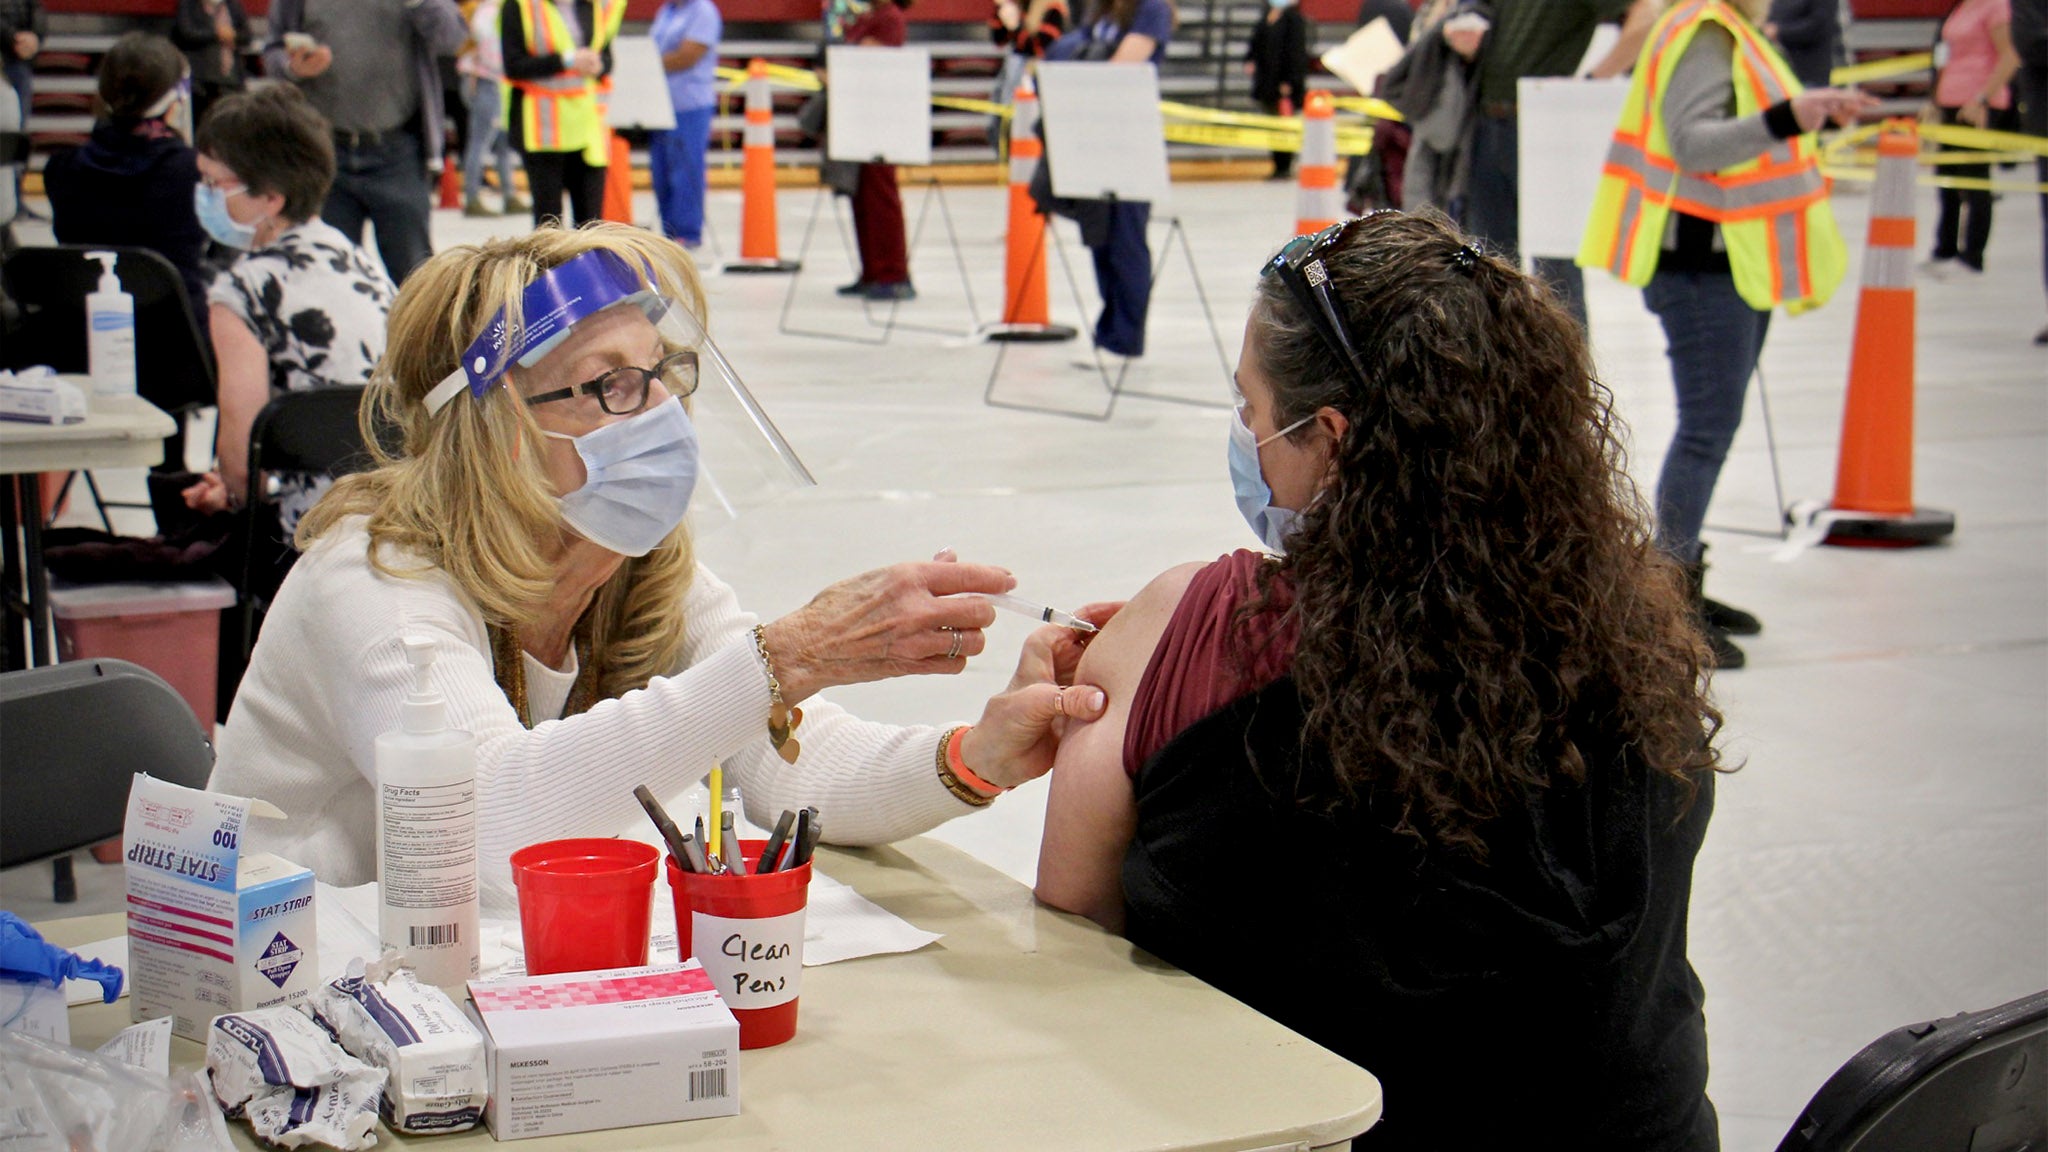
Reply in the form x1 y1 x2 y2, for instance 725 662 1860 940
0 911 123 1004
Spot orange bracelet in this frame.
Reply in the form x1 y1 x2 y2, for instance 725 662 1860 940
947 726 1007 797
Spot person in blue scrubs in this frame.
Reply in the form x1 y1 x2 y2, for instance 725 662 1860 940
650 0 721 248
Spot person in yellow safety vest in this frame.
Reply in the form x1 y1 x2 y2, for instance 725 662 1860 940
499 0 625 227
1577 0 1869 670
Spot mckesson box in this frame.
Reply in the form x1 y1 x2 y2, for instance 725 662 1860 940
465 963 739 1140
51 577 235 733
123 774 317 1040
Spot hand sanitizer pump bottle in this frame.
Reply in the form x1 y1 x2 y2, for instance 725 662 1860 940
375 636 481 988
84 252 137 397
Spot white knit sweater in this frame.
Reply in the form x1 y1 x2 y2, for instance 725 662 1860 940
208 518 973 911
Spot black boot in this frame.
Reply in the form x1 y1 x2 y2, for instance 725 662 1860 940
1684 559 1746 670
1696 544 1762 636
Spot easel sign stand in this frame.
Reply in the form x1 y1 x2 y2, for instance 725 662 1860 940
986 62 1232 422
777 47 983 344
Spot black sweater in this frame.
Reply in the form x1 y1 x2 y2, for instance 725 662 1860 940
1122 678 1719 1151
44 122 211 327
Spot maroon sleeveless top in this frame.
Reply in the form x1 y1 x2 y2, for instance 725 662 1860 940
1122 550 1300 777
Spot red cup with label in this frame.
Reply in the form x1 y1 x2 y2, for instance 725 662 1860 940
511 838 660 976
665 839 812 1048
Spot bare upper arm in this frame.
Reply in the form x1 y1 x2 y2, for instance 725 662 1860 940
1034 561 1207 930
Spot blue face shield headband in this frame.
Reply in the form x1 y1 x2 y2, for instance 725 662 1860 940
424 249 665 416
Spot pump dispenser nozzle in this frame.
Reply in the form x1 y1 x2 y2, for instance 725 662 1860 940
88 251 120 292
399 635 447 734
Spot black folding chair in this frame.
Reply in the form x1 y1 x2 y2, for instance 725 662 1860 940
218 385 380 710
0 245 218 528
1776 989 2048 1152
0 658 216 902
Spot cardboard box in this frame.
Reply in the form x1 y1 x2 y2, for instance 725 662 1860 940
465 963 739 1140
123 775 317 1040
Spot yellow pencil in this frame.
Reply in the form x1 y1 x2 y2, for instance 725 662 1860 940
707 763 723 862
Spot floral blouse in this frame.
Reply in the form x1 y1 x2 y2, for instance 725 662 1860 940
207 219 396 532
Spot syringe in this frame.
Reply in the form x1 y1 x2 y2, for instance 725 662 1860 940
966 592 1099 633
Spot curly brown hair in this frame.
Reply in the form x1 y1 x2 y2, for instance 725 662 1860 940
1243 211 1723 857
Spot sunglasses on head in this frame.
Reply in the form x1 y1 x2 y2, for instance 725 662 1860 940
1260 213 1388 392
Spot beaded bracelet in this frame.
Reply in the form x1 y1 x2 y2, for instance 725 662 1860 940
934 727 994 808
946 726 1007 797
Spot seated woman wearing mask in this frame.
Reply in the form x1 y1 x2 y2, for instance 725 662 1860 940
1036 213 1724 1148
210 224 1107 909
180 85 395 557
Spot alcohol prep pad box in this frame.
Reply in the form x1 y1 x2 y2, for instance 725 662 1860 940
465 962 739 1140
123 774 317 1039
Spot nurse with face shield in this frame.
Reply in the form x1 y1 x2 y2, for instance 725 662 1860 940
208 224 1109 911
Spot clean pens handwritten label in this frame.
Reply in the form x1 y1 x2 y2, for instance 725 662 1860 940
692 910 805 1009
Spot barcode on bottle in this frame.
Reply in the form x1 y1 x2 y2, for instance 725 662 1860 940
688 1068 728 1101
409 924 459 947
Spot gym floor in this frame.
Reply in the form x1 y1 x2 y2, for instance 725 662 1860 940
5 177 2042 1148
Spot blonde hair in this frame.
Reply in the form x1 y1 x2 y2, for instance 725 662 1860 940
299 224 704 705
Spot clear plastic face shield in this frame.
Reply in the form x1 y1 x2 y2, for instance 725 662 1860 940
422 250 814 532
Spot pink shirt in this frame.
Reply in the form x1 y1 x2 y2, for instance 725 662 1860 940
1936 0 2013 110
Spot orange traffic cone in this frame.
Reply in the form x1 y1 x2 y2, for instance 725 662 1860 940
726 59 800 273
1810 120 1954 546
437 158 462 210
602 132 634 224
1294 92 1340 237
985 87 1076 343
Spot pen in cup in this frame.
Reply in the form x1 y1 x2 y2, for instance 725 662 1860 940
954 592 1098 633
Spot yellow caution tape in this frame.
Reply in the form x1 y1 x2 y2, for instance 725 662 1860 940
1822 165 2048 194
1329 95 1406 123
932 95 1012 118
1919 122 2048 157
1828 52 1932 86
1162 121 1374 155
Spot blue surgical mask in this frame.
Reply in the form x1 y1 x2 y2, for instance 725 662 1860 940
193 183 259 249
1228 406 1314 554
542 397 699 557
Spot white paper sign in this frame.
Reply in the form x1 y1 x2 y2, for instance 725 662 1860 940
1516 77 1630 261
827 45 933 165
1320 18 1404 95
692 909 804 1009
1036 62 1171 204
96 1016 175 1076
606 36 680 132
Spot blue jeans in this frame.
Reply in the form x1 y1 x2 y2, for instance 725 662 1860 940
322 127 434 286
1644 268 1771 565
1090 200 1152 357
1464 113 1588 332
461 78 519 205
650 106 714 246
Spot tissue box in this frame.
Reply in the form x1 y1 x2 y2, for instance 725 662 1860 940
124 775 318 1040
0 372 86 424
465 963 739 1140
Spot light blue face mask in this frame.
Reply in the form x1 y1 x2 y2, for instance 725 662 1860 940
543 397 700 557
193 183 259 249
1228 406 1315 554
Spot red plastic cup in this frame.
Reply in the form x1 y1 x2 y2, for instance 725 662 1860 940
666 839 813 1048
511 838 660 976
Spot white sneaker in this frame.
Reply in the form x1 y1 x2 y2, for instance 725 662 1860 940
1919 257 1956 280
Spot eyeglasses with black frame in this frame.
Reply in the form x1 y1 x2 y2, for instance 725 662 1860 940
523 348 700 416
1260 213 1388 391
